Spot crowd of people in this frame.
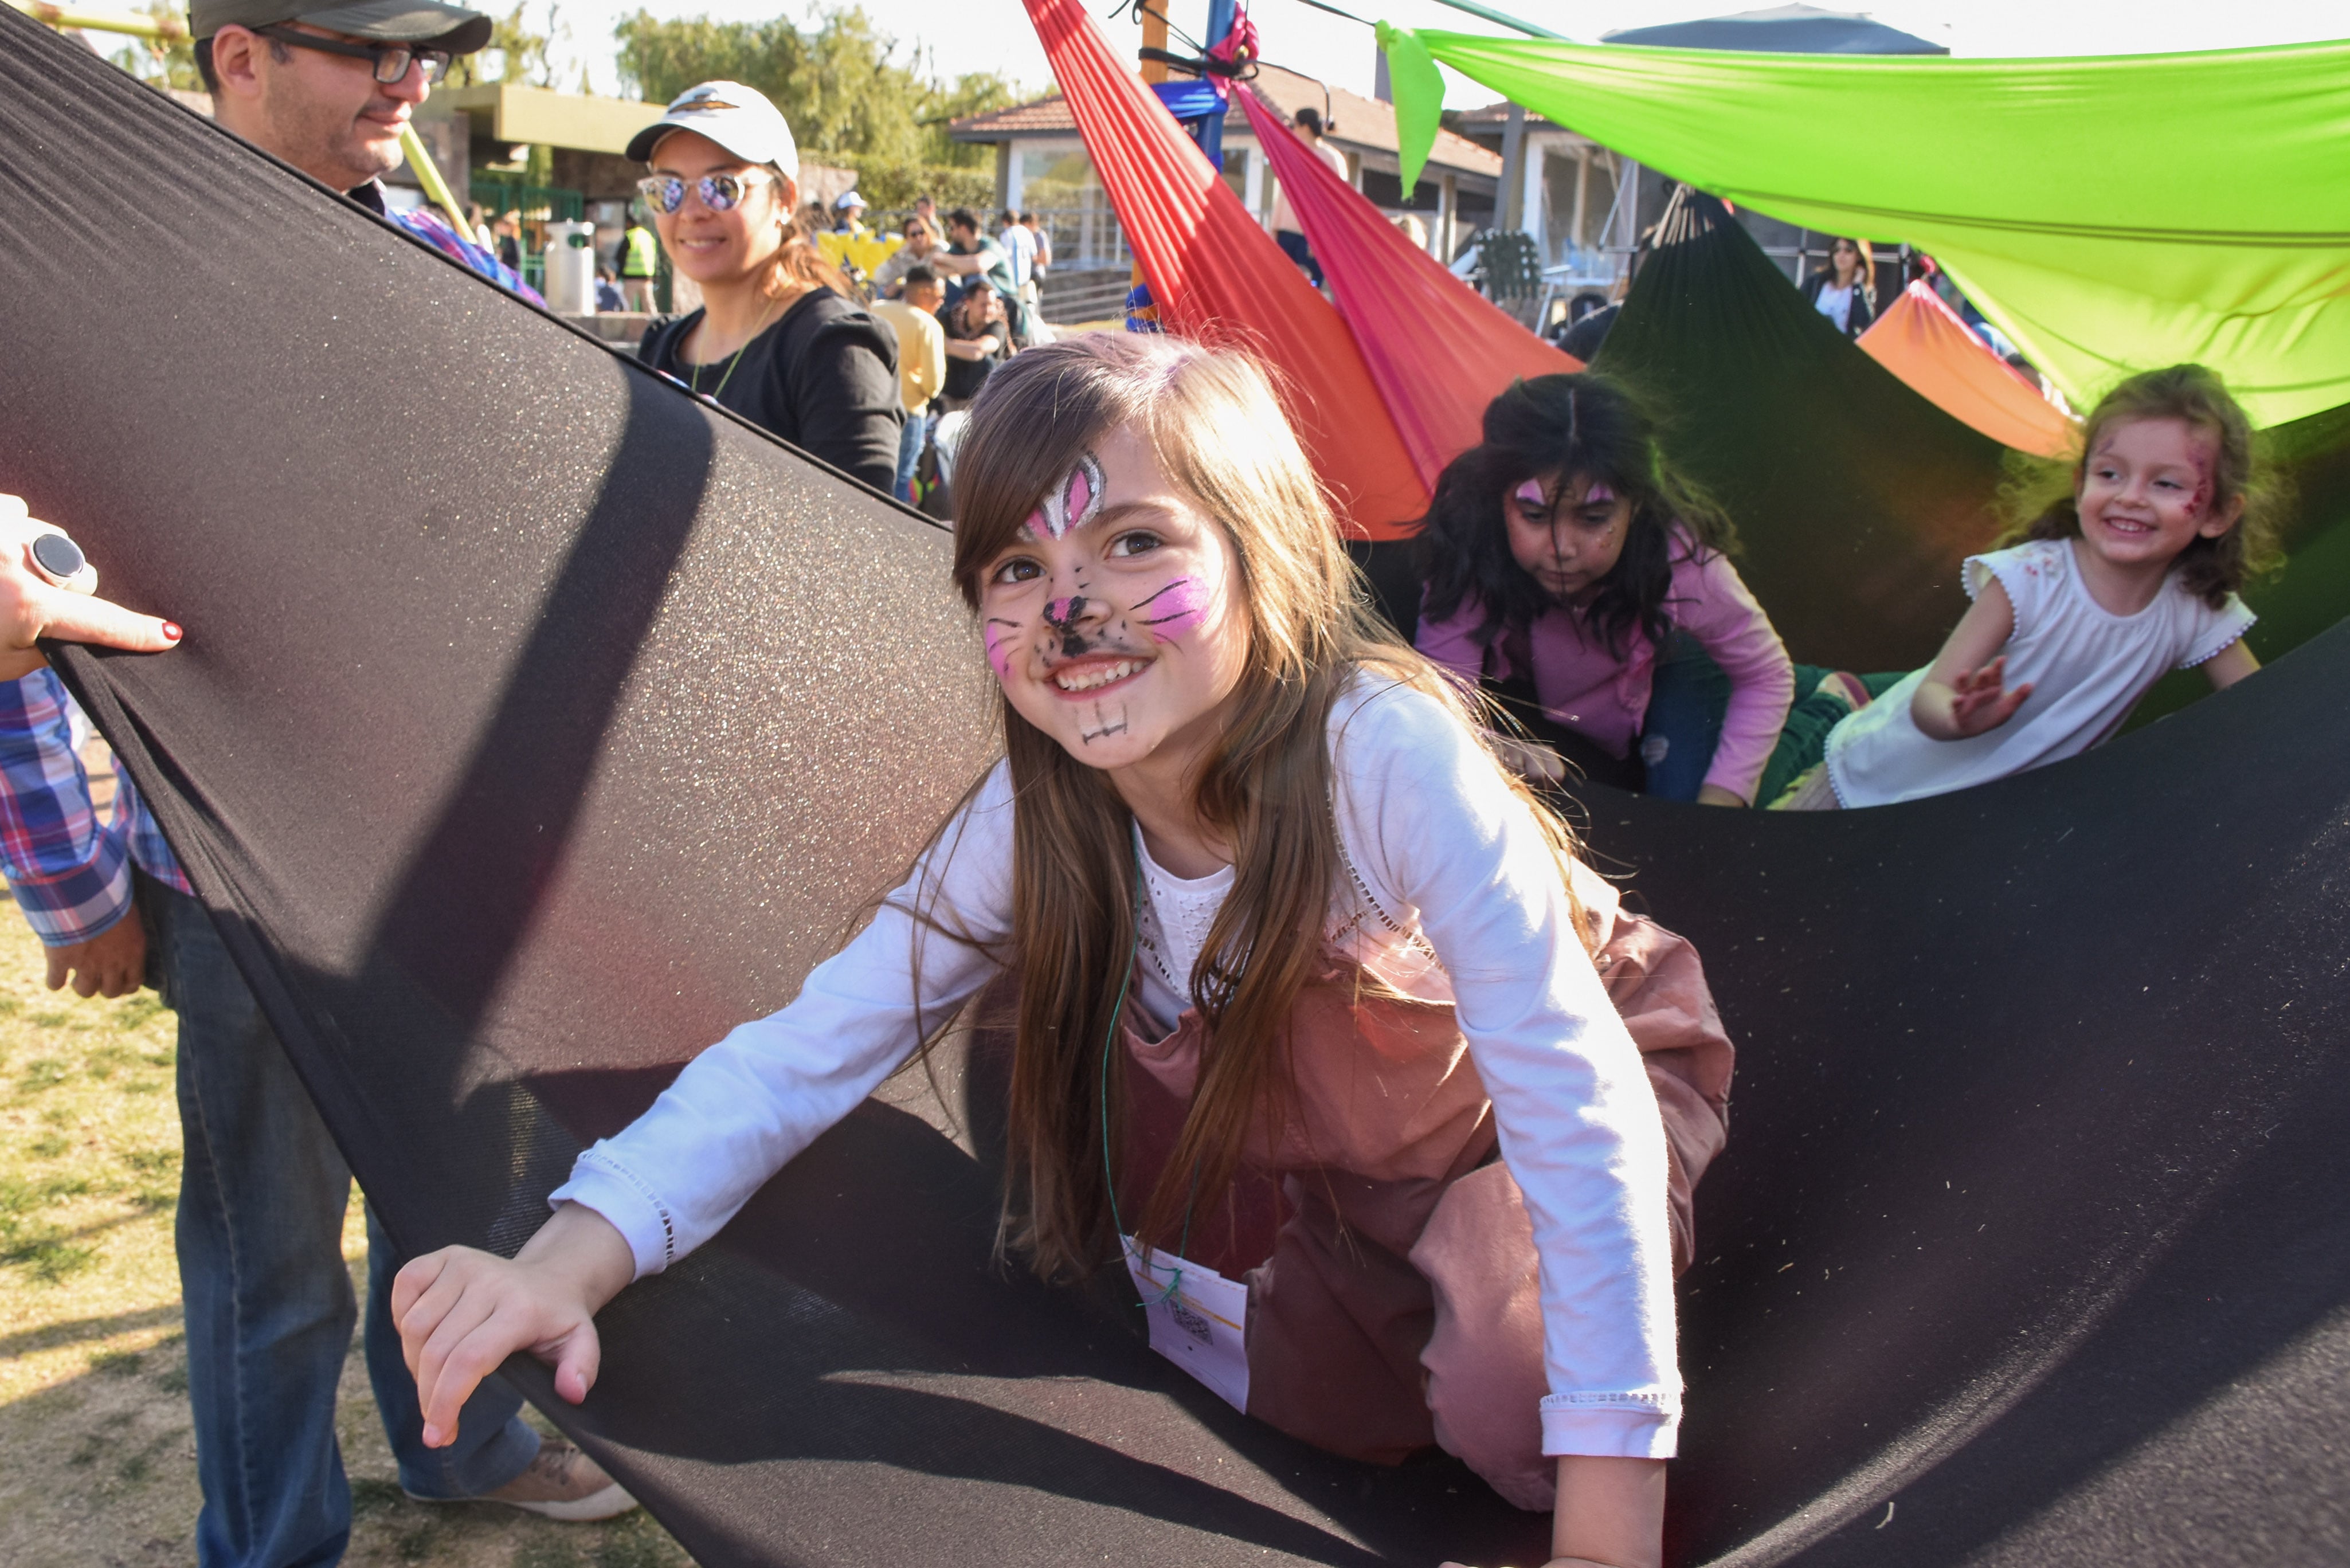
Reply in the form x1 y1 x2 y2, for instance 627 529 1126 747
0 5 2289 1568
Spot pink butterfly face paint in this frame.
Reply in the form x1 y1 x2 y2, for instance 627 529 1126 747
1513 479 1548 509
1582 481 1616 505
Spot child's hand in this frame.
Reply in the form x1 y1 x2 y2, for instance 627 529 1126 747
1491 733 1568 787
1942 656 2033 739
391 1202 636 1448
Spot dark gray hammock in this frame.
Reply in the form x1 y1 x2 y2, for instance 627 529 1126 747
6 15 2348 1564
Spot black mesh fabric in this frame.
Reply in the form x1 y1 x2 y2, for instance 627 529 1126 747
8 18 2350 1566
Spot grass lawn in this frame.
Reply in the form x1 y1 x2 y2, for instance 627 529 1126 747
0 908 693 1567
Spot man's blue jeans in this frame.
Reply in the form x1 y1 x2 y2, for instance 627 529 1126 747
154 881 539 1567
894 406 927 502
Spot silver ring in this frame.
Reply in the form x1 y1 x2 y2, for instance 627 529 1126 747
29 532 85 582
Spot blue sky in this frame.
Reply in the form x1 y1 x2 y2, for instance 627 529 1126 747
531 0 2345 104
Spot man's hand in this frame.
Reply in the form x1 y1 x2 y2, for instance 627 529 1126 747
46 912 147 999
0 495 182 681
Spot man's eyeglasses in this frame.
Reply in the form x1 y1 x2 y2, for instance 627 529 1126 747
635 171 777 215
252 24 452 85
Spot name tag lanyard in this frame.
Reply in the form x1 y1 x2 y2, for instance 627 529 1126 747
1098 886 1253 1413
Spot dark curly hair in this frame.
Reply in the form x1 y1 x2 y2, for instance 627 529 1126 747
1416 373 1737 658
1995 363 2285 609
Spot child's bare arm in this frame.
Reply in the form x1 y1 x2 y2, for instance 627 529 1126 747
2203 640 2259 689
391 1202 637 1448
1912 579 2031 742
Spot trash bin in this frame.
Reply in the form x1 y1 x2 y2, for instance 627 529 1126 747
543 220 598 315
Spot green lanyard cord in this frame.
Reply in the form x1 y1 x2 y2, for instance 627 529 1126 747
1099 883 1200 1307
686 295 777 402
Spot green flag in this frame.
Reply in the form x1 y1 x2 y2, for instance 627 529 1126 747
1380 26 2350 427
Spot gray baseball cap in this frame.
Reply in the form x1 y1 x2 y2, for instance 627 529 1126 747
624 80 801 179
189 0 493 53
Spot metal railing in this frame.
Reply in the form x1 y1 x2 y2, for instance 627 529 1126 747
865 205 1134 275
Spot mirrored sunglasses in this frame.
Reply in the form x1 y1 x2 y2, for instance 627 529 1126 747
635 171 777 215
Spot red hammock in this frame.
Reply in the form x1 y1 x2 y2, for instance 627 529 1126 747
1024 0 1427 539
1236 87 1582 490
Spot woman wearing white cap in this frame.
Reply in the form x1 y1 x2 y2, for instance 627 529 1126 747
628 81 902 494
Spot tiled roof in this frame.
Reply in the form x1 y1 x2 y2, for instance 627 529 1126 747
951 65 1502 178
1241 62 1500 175
951 93 1076 136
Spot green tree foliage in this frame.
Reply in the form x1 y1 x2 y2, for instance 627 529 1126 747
448 1 563 89
105 2 202 92
613 5 1025 208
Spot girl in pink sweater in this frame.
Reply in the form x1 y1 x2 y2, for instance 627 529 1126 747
1416 375 1795 805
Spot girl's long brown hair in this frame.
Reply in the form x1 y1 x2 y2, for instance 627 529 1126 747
930 333 1586 1280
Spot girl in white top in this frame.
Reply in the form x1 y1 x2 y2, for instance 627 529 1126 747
390 335 1726 1568
1777 364 2276 810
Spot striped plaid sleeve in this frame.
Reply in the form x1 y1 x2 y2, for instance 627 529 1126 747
115 773 192 897
0 669 132 944
388 206 548 306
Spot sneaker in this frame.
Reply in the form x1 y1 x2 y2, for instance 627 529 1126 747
405 1437 640 1522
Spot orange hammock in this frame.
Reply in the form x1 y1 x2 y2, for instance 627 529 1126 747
1859 281 2079 459
1233 86 1581 491
1025 0 1426 538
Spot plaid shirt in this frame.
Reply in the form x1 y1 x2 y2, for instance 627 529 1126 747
382 198 545 307
0 194 534 944
0 669 190 943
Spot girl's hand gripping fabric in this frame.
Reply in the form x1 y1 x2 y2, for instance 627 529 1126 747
391 1202 637 1447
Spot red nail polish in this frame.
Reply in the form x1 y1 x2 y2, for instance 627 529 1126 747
161 622 182 641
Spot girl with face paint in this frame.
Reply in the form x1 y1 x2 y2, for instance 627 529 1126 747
1773 363 2276 810
390 336 1737 1568
1415 374 1796 808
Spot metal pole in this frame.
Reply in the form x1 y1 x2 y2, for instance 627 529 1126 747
1199 0 1235 171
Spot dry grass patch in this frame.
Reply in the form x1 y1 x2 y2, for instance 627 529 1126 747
0 910 691 1566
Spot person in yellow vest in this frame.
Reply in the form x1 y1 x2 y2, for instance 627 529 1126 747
869 263 947 501
618 214 658 311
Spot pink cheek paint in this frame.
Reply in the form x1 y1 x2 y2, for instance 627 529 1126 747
983 618 1020 680
1133 577 1209 642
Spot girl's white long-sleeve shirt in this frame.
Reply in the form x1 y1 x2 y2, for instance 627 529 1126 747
551 677 1681 1459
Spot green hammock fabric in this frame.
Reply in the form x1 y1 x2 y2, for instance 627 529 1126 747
1379 25 2350 429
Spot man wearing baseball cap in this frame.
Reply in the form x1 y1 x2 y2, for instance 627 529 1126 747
190 0 540 301
0 7 620 1564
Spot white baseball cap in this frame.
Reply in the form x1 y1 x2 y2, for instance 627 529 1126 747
834 190 867 210
625 81 800 181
